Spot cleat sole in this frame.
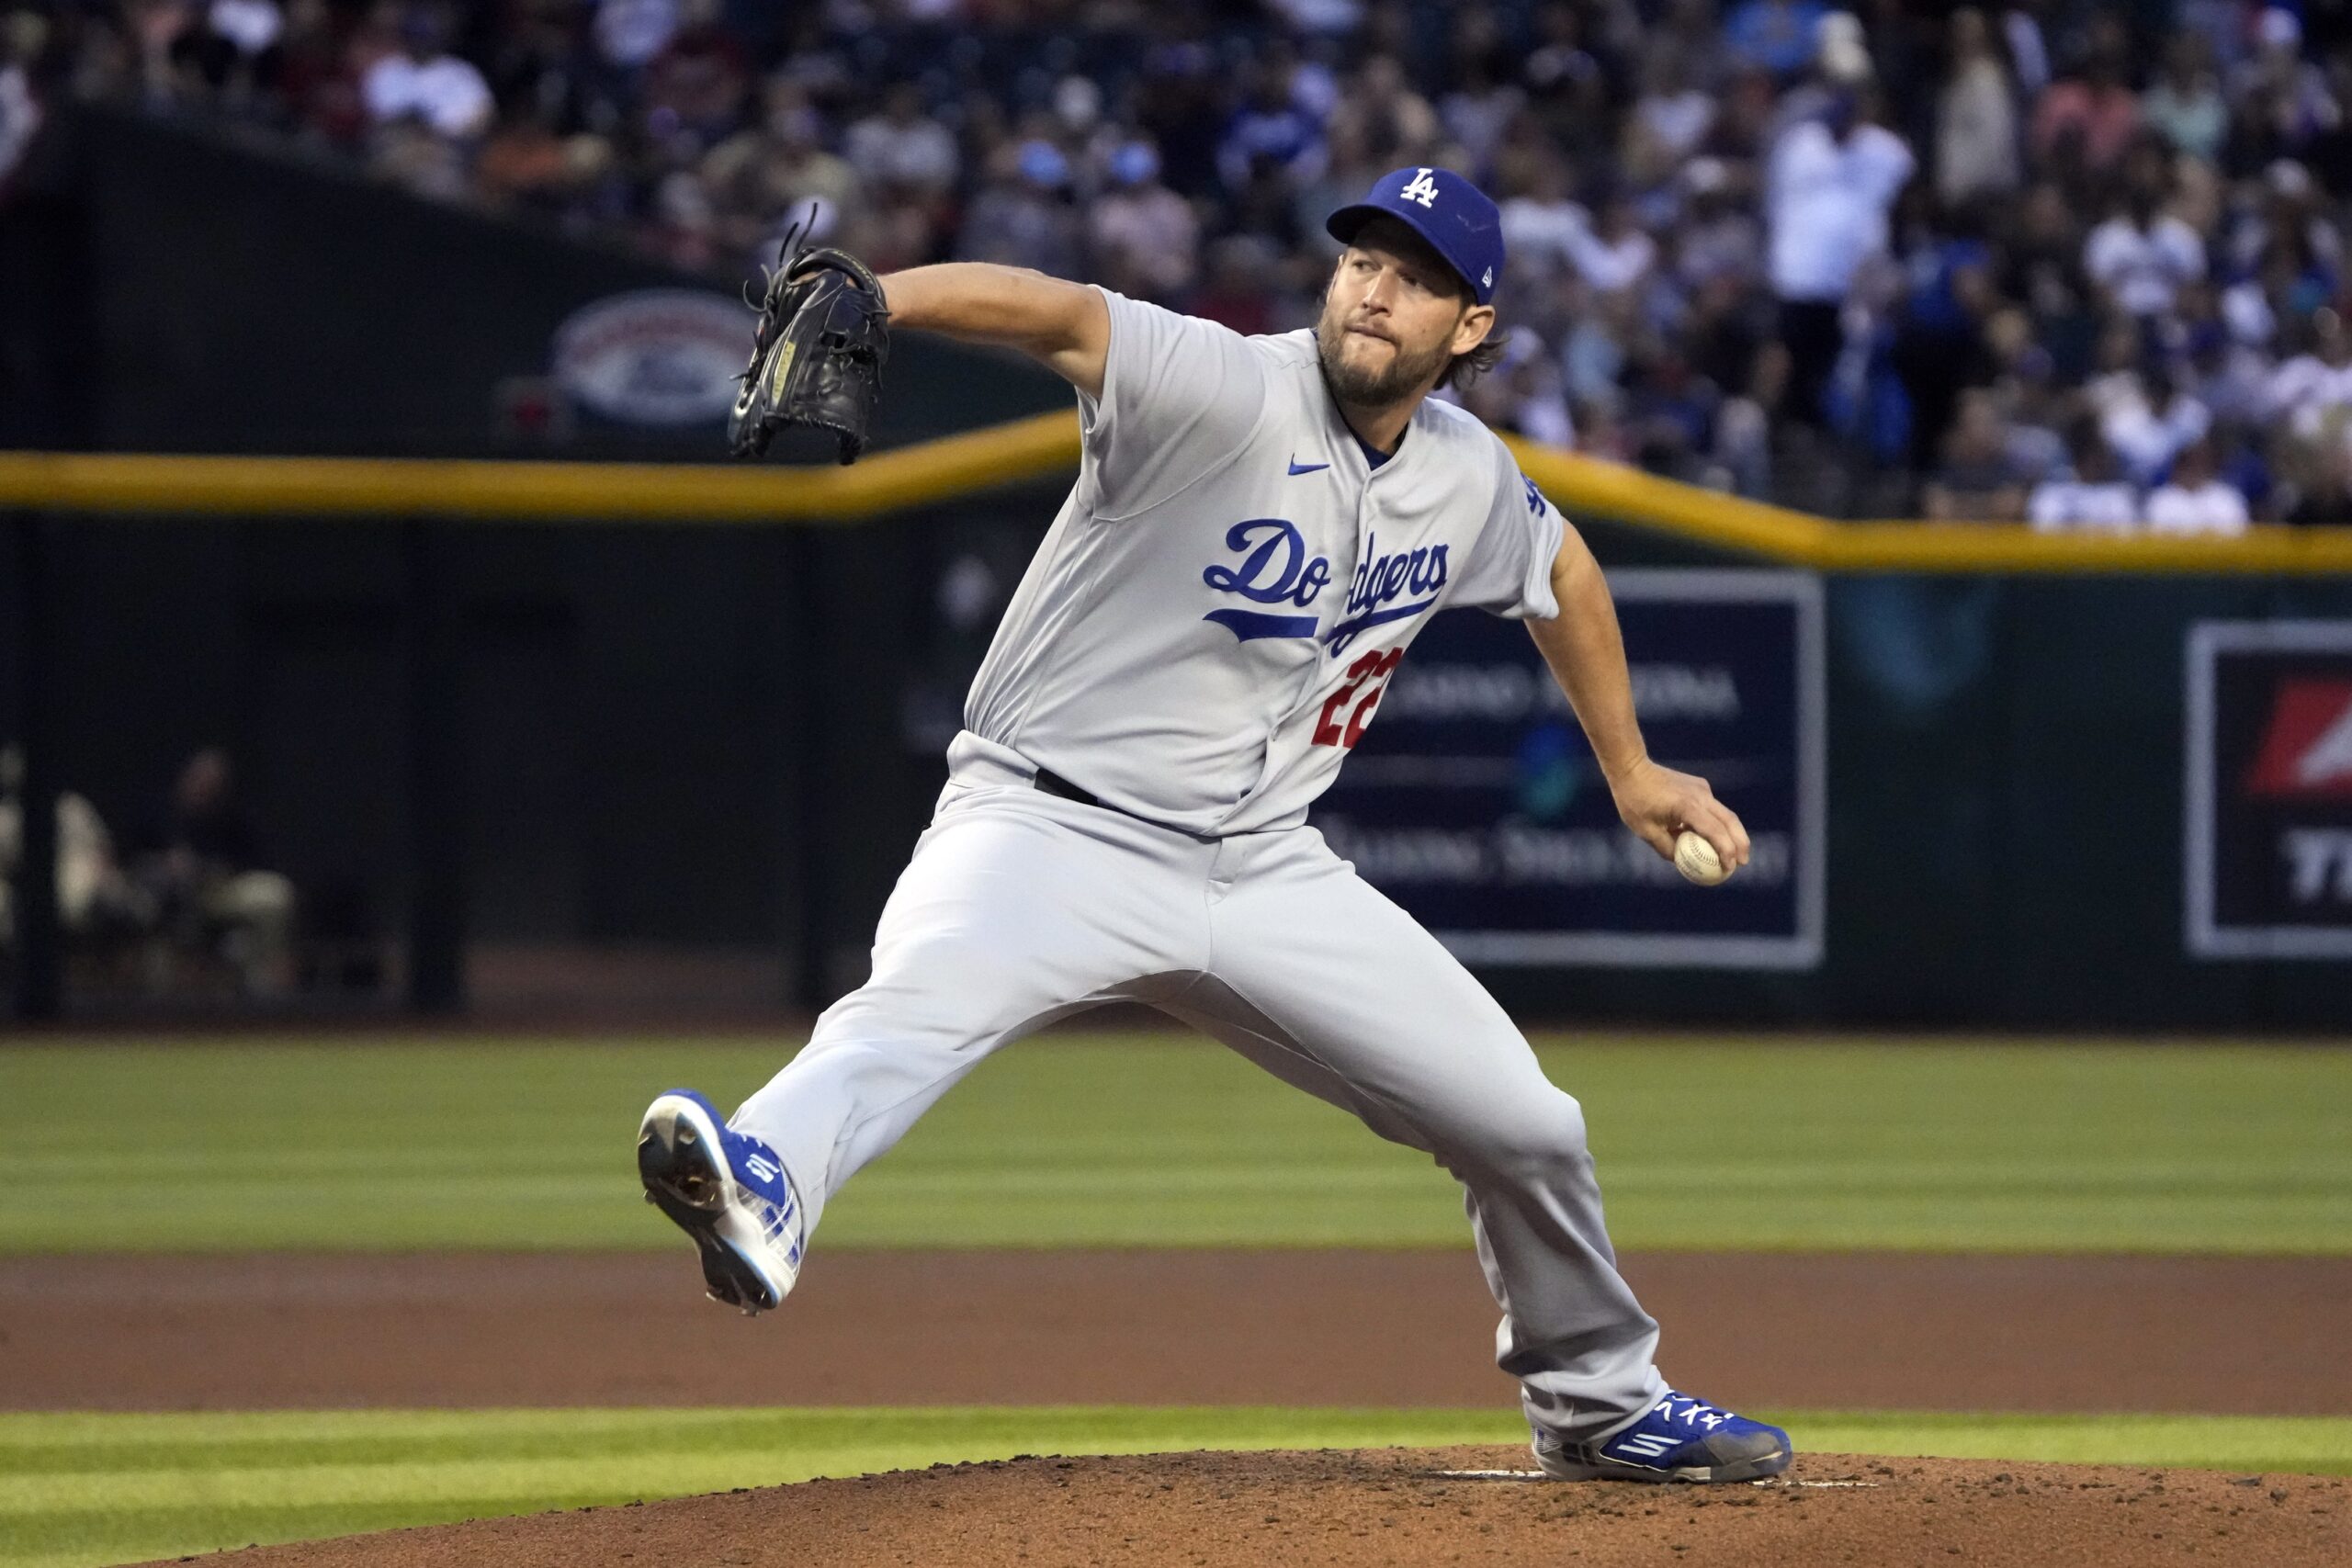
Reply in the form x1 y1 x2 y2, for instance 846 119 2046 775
636 1104 785 1314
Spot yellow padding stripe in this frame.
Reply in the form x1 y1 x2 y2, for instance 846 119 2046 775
1506 436 2352 574
0 412 1082 525
3 412 2349 572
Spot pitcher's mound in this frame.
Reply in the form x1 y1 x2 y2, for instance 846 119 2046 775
150 1448 2347 1568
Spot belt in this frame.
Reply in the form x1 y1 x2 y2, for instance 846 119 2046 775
1030 766 1104 809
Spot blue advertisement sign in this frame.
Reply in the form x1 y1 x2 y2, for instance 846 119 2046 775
1313 570 1825 968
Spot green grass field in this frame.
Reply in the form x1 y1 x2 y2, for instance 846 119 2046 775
6 1407 2350 1568
4 1033 2347 1568
0 1035 2346 1253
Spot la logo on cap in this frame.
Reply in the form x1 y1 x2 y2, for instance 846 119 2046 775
1400 168 1440 207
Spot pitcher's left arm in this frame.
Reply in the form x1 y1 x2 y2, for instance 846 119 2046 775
1525 528 1751 870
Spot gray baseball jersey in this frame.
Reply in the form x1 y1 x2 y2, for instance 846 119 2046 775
727 289 1673 1450
955 288 1565 835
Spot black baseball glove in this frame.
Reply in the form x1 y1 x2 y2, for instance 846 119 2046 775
728 220 890 463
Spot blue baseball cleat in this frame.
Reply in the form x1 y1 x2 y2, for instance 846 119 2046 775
1533 1390 1793 1483
637 1089 804 1316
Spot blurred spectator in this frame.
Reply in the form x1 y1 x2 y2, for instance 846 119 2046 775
2230 7 2341 169
177 0 284 110
2090 336 2211 484
360 4 489 141
1934 8 2021 207
2031 17 2140 175
2083 164 2206 320
635 0 748 152
1674 159 1765 290
957 141 1082 278
844 82 956 196
1520 2 1611 155
0 745 151 957
130 747 296 998
1726 0 1830 83
272 0 364 144
2145 436 2251 533
2143 31 2229 163
1893 200 1997 469
1191 233 1290 336
1625 44 1715 185
2028 419 2139 531
1461 325 1576 446
594 0 679 73
1921 388 2027 518
1216 58 1325 193
1567 192 1657 299
2268 310 2352 471
0 7 43 187
1090 140 1199 302
1439 17 1521 175
2283 437 2352 523
1498 152 1587 285
1768 86 1915 426
701 81 858 249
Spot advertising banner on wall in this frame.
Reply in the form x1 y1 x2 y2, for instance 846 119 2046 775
1313 570 1826 969
2186 620 2352 959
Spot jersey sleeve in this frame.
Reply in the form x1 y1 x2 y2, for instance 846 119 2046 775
1079 288 1271 520
1443 444 1566 620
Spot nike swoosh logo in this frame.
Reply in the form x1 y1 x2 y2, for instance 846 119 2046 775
1287 457 1330 476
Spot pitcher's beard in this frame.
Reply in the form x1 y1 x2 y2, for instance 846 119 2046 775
1316 314 1451 408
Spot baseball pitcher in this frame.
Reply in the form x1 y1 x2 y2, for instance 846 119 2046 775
640 167 1792 1484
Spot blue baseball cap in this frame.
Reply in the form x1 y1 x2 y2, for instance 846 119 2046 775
1325 165 1505 305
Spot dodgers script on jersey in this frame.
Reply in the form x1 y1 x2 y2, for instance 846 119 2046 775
951 288 1564 835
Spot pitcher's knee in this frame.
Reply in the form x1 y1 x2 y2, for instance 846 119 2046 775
1465 1091 1590 1179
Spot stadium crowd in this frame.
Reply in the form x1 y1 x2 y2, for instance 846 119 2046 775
9 0 2352 523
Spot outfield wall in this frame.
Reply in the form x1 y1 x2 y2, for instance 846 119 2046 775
6 479 2349 1030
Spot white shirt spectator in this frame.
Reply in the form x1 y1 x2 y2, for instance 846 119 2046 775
1499 195 1590 280
594 0 680 69
2222 278 2278 347
2028 479 2139 532
362 51 492 139
0 59 40 187
1635 87 1716 162
1767 119 1916 302
1440 81 1525 172
207 0 283 55
1567 224 1657 295
1937 54 2021 204
2090 378 2211 484
2145 479 2250 534
2082 213 2205 317
844 108 959 192
2264 352 2352 438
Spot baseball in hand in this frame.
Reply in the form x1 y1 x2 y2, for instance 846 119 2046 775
1673 829 1732 886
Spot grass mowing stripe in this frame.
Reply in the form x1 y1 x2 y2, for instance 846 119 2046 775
1 1037 2346 1253
0 1409 1521 1568
2 1408 2348 1568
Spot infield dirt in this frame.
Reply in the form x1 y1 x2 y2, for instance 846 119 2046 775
7 1249 2346 1413
130 1450 2349 1568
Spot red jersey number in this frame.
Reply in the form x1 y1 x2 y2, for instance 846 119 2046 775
1313 648 1402 750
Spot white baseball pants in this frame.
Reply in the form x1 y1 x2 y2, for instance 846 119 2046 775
731 741 1668 1441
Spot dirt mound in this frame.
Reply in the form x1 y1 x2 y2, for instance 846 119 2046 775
142 1448 2348 1568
